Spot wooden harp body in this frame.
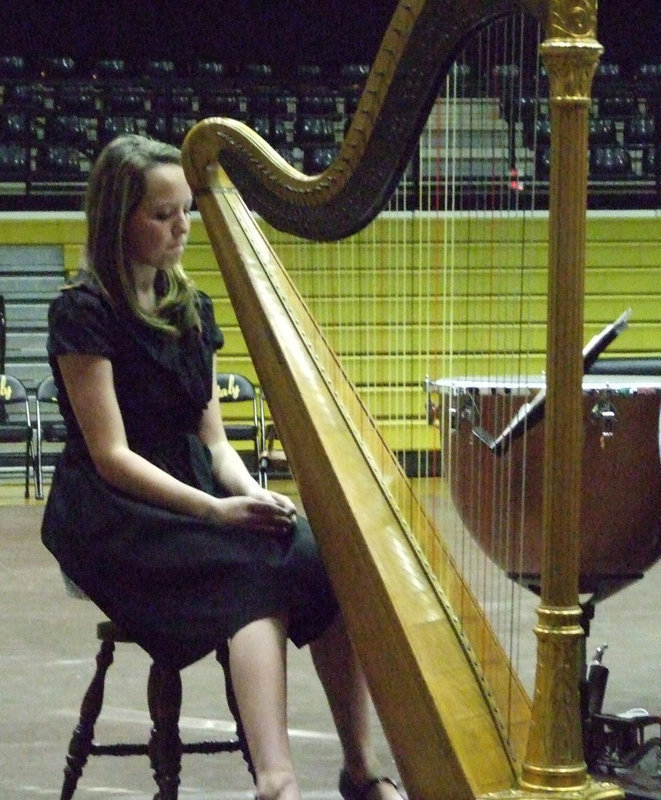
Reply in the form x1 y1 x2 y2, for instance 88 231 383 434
182 2 626 799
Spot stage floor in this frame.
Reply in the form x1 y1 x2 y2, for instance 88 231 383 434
1 482 659 800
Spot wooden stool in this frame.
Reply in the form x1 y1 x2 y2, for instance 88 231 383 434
59 619 252 800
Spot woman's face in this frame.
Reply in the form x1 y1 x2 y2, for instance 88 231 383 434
125 163 193 271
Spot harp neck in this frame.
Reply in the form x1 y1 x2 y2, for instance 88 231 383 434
183 0 541 241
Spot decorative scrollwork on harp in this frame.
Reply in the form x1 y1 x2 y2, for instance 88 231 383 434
184 0 540 240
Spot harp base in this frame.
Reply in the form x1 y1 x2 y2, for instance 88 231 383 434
479 776 624 800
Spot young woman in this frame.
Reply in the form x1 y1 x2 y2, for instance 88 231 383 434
42 134 402 800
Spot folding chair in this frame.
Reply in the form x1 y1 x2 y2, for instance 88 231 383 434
217 372 266 486
34 373 67 500
0 372 35 498
258 412 290 484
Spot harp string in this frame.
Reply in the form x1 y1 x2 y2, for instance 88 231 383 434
429 15 540 692
286 11 543 704
420 12 547 699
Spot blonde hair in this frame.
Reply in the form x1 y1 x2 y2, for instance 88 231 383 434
82 134 200 337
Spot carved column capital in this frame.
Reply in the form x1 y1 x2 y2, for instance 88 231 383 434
541 39 603 102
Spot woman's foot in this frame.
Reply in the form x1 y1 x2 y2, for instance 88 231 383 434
255 769 300 800
339 769 403 800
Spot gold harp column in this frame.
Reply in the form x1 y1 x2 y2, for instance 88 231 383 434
516 2 617 797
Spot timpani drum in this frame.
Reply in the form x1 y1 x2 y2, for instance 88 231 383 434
431 373 661 595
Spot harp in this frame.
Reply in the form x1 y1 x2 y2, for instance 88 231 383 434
182 2 627 799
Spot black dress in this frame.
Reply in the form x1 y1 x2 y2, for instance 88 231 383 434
41 279 338 670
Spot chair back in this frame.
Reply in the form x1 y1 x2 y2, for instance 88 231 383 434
36 373 58 403
35 373 66 499
0 372 30 409
0 372 34 497
35 373 64 441
217 372 257 403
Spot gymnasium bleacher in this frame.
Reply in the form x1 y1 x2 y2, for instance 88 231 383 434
0 52 659 488
0 56 364 211
0 54 658 212
0 244 63 391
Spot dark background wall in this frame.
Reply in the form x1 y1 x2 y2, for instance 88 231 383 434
1 0 658 72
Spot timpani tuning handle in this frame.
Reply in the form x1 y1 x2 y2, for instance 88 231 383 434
472 388 546 456
590 395 618 441
473 310 631 457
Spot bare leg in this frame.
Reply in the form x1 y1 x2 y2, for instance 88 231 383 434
229 616 301 800
309 613 402 799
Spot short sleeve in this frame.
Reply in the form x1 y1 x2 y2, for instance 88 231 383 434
197 291 224 352
47 286 116 360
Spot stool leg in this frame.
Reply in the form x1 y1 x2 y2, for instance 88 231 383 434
60 639 115 800
148 664 183 800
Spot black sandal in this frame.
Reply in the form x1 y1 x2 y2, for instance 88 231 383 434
339 769 400 800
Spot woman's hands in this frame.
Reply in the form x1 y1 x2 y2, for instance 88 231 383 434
204 487 297 538
248 485 298 518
